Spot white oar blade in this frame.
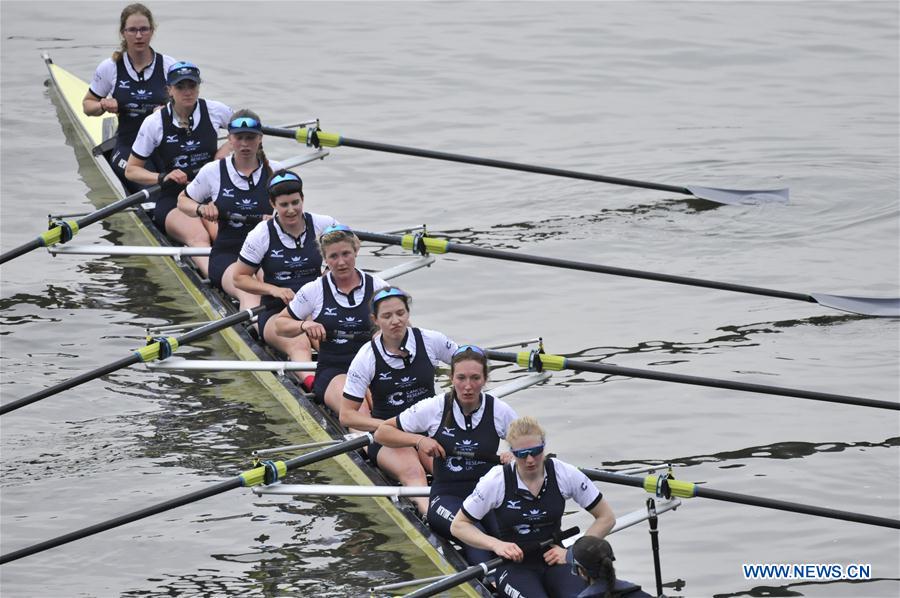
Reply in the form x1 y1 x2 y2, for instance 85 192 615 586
686 185 790 205
810 293 900 317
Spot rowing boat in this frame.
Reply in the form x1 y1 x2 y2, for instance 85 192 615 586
41 54 499 597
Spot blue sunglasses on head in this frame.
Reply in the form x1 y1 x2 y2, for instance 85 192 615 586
373 287 409 305
322 224 353 236
511 444 544 459
454 344 485 357
228 116 262 134
268 171 302 190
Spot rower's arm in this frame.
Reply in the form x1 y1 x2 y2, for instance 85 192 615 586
450 510 523 561
340 397 384 431
82 89 115 116
374 418 446 458
584 497 616 539
273 308 304 338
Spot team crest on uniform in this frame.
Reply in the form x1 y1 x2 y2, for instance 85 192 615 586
134 88 152 100
182 139 200 150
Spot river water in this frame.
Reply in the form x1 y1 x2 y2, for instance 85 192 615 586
1 2 898 597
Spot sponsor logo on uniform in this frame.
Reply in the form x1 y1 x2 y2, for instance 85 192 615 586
270 249 284 258
333 338 348 345
221 187 235 198
446 456 464 473
165 134 180 144
580 481 588 492
323 307 338 317
513 524 532 536
378 372 392 382
505 499 521 510
436 504 455 521
274 271 292 282
386 392 405 407
440 426 456 438
172 155 189 169
117 80 131 90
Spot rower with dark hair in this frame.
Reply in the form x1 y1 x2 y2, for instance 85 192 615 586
178 110 284 307
232 171 340 375
567 536 652 597
125 61 232 276
374 345 518 550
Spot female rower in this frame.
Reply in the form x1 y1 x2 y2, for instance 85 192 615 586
125 61 232 277
341 287 458 512
450 416 616 598
374 345 518 550
567 536 652 597
82 3 176 192
178 110 283 306
232 170 339 367
274 226 386 413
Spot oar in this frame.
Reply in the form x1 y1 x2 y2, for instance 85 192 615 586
580 468 900 530
0 434 373 564
261 126 788 206
484 349 898 411
0 185 160 266
403 526 580 598
0 306 266 416
353 230 899 317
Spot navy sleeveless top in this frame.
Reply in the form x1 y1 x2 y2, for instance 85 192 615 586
112 53 167 147
314 273 374 370
368 328 436 420
431 392 500 496
259 215 323 311
214 158 272 246
495 459 566 564
156 99 218 179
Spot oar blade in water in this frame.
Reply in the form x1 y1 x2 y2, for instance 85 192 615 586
686 185 789 205
810 293 900 317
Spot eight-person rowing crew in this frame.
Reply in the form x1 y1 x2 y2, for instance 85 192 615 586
81 4 653 595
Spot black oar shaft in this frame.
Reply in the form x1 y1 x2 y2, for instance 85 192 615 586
484 350 896 411
580 469 900 530
0 435 372 565
339 136 690 195
0 306 265 416
354 231 813 304
0 478 240 565
0 187 158 266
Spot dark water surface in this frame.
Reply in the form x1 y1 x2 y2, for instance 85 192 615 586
1 2 898 597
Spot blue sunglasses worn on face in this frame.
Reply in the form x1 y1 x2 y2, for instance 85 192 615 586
511 444 544 459
228 116 262 134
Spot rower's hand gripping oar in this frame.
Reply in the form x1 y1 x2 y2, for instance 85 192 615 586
484 347 898 411
352 229 899 318
0 434 373 564
403 526 580 598
261 125 789 206
0 184 162 266
0 305 267 416
580 467 900 530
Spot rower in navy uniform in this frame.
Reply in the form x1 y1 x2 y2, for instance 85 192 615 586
451 416 616 598
82 3 176 192
375 345 518 548
341 287 459 513
567 536 652 597
178 110 284 307
274 225 387 413
232 171 340 384
125 61 232 278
